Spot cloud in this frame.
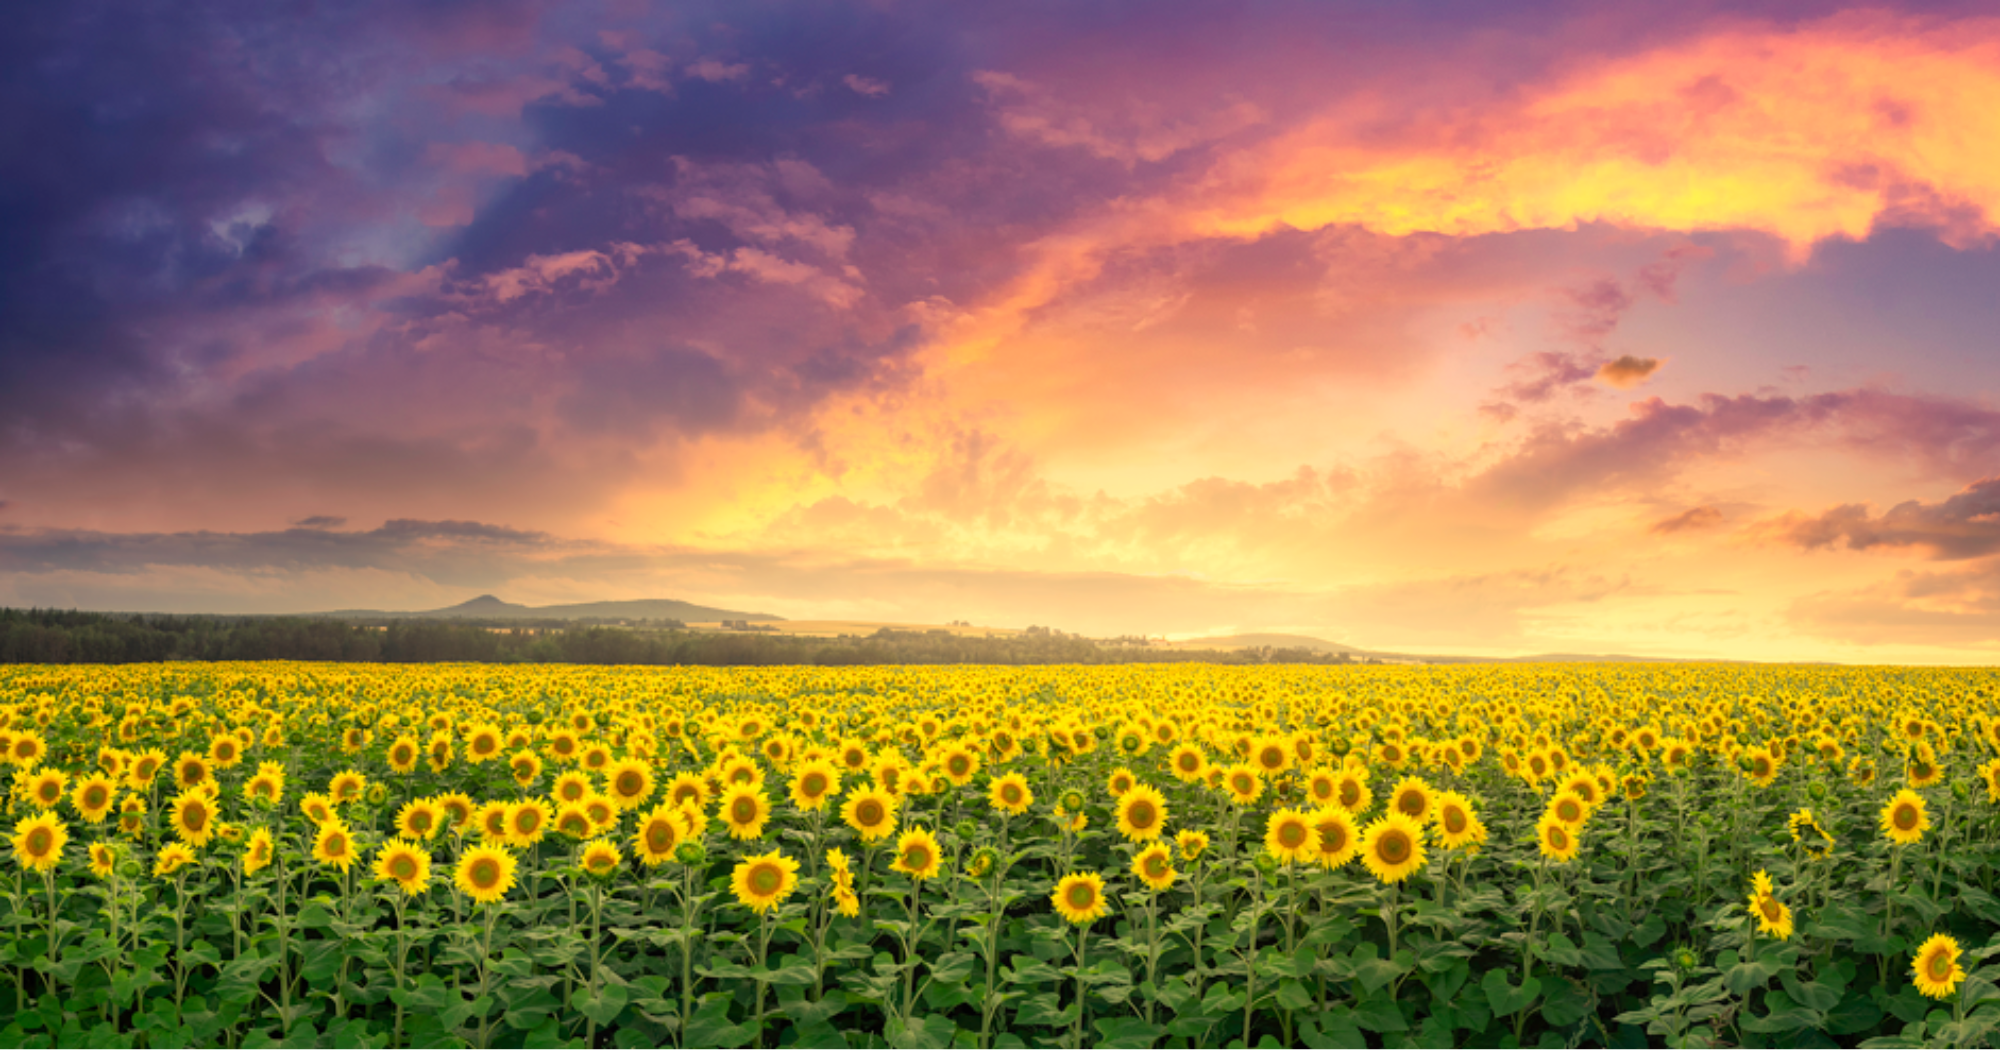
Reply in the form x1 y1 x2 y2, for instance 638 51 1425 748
1758 478 2000 561
1597 355 1662 388
1650 505 1721 534
842 74 890 98
292 515 348 529
685 58 749 83
1789 559 2000 648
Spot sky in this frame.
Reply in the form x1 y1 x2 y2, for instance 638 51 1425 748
6 0 2000 662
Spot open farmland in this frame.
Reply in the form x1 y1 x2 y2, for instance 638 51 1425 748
2 661 1999 1048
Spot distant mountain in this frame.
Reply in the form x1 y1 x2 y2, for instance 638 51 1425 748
318 595 783 623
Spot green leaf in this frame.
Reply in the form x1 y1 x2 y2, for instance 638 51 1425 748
573 984 629 1027
1092 1016 1164 1048
1351 996 1409 1033
1483 968 1542 1017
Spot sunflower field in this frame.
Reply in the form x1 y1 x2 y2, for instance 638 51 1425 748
3 661 2000 1048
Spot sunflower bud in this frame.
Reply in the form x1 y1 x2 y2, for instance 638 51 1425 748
954 820 978 842
1253 853 1280 877
675 842 709 867
1806 781 1827 801
1673 947 1700 972
1952 779 1971 803
365 782 389 806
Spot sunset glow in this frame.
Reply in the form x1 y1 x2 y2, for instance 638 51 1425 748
7 1 2000 661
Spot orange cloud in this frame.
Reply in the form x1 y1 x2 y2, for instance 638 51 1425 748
1183 13 2000 254
939 13 2000 375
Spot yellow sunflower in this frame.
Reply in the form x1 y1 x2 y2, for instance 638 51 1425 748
665 771 710 809
1176 829 1210 861
553 803 595 840
1264 808 1320 865
327 769 367 805
313 818 357 872
1051 872 1108 925
1310 807 1360 870
373 840 431 895
633 805 689 866
788 759 840 813
1132 843 1176 891
720 786 771 841
1114 784 1169 843
1359 813 1427 884
395 798 442 840
1387 776 1435 824
26 768 67 811
1434 791 1484 849
731 849 801 914
509 750 543 788
1222 764 1264 806
890 827 943 881
1747 890 1793 940
604 759 656 810
11 812 67 873
89 842 116 879
1334 770 1373 814
436 793 475 834
580 838 622 879
987 773 1033 816
455 846 518 905
940 746 980 786
386 736 420 775
841 784 899 843
1912 933 1965 1000
551 770 593 806
154 842 196 877
170 789 218 848
1537 812 1581 864
72 775 117 824
504 799 552 848
1167 744 1209 784
1304 768 1339 807
1880 789 1929 846
245 828 274 875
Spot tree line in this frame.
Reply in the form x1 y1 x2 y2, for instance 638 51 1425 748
0 608 1358 666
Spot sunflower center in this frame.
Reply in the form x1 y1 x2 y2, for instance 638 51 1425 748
647 823 674 851
1129 802 1156 828
1550 827 1569 849
1066 885 1095 909
1444 810 1467 834
1321 825 1347 851
1002 785 1022 804
904 846 931 869
1378 832 1409 862
1759 897 1780 921
803 774 827 795
1144 856 1168 877
1279 823 1306 848
26 828 51 854
1929 952 1954 980
733 799 756 823
618 772 643 795
471 860 499 887
327 834 347 855
1339 783 1360 806
1397 794 1424 816
1895 805 1919 830
186 805 208 830
857 801 883 825
749 865 782 895
391 856 416 879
